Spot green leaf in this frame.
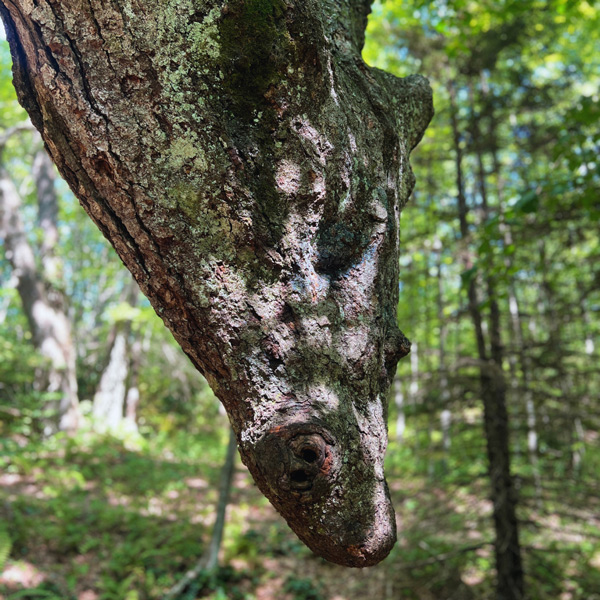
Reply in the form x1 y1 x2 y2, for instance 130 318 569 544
6 589 61 600
0 521 11 572
514 190 540 214
460 266 478 288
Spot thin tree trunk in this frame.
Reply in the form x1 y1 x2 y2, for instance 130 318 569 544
449 79 524 600
491 114 541 499
435 239 451 464
0 142 79 432
472 81 523 600
394 375 406 443
163 427 238 599
205 427 238 571
410 341 420 404
124 335 142 433
92 281 139 431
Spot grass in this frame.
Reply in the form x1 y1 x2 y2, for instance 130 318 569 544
0 421 599 600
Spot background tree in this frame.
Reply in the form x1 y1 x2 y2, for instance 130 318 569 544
1 1 599 599
0 127 79 432
364 0 599 597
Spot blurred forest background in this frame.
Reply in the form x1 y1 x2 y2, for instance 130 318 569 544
0 1 599 599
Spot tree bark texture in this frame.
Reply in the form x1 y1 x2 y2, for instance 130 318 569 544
0 0 433 566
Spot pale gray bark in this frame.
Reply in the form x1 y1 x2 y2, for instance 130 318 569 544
0 140 79 432
410 341 420 403
393 375 406 442
92 280 139 431
123 335 142 433
0 0 432 565
33 147 61 280
92 329 128 430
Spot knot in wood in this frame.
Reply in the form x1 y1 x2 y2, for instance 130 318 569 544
254 423 338 504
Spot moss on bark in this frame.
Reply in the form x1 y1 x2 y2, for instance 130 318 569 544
0 0 433 567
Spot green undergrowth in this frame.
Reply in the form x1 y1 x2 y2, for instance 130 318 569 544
1 421 599 600
0 429 228 600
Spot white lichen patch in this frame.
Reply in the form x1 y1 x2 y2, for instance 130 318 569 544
352 397 387 479
306 384 340 411
30 3 55 27
275 160 302 195
338 325 370 363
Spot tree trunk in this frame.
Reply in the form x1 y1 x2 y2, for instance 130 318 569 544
92 329 128 430
471 81 524 600
449 79 524 599
0 139 79 433
393 375 406 443
92 280 139 431
163 427 238 600
0 0 432 566
124 335 142 433
435 238 451 465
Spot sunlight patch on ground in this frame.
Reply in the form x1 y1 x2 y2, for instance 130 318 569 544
0 560 45 588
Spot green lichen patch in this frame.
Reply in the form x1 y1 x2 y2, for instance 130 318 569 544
189 7 222 64
167 133 209 171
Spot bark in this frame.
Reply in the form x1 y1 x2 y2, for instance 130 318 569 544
92 328 128 430
92 280 139 431
492 137 542 501
124 334 142 433
393 375 405 442
205 427 238 571
0 138 79 432
0 0 433 566
32 146 61 279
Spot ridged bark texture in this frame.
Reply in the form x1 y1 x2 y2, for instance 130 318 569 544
0 0 432 566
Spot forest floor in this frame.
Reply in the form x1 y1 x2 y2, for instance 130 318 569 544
0 428 599 600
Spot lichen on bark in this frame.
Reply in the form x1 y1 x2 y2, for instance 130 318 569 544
0 0 433 566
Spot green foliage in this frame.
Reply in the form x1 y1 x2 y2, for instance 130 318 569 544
5 585 67 600
0 431 223 599
363 1 599 598
1 2 599 599
173 566 256 600
283 575 325 600
0 41 27 126
0 522 11 573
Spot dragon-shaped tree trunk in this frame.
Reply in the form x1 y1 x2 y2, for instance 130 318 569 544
0 0 432 566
